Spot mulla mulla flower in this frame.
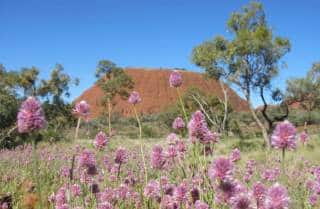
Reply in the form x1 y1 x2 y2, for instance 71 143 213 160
230 193 255 209
73 100 90 140
208 157 233 181
271 120 297 173
172 116 185 130
253 181 267 207
188 110 219 144
300 131 309 145
94 131 109 150
271 120 297 150
150 145 166 169
230 148 241 162
114 147 129 165
169 70 189 123
17 97 46 133
144 180 161 199
194 200 209 209
73 100 90 120
264 183 290 209
169 70 183 88
128 91 142 105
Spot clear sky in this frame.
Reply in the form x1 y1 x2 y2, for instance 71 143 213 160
1 0 320 105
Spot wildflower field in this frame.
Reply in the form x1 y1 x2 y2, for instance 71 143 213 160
1 132 320 209
1 70 320 209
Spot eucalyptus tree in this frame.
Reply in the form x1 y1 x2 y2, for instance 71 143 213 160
38 64 79 104
95 60 134 134
38 64 79 129
191 2 290 146
287 62 320 123
192 36 231 133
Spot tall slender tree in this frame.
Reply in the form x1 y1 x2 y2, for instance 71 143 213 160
191 2 290 146
192 36 231 133
287 62 320 123
95 60 134 134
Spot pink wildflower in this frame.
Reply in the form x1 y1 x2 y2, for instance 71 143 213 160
172 117 185 130
195 200 209 209
264 183 290 209
73 100 90 120
230 148 241 162
17 97 46 133
208 157 233 181
150 145 166 169
128 91 141 105
169 70 182 87
271 120 297 150
94 131 108 150
144 180 161 199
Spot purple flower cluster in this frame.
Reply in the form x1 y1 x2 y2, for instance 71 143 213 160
264 183 290 209
172 117 185 130
253 182 267 208
188 110 219 144
306 166 320 206
271 120 297 150
243 160 255 183
94 131 109 150
169 70 182 88
166 133 179 145
114 147 129 165
230 148 241 162
150 138 187 170
17 97 46 133
144 180 161 199
128 91 141 105
73 100 90 120
300 131 309 144
208 157 234 181
79 149 97 176
151 145 166 169
230 193 254 209
262 167 281 182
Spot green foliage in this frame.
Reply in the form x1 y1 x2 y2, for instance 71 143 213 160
142 125 160 138
38 64 79 103
288 110 320 126
192 2 290 97
191 2 291 143
95 60 134 104
0 63 79 148
181 86 233 131
287 62 320 115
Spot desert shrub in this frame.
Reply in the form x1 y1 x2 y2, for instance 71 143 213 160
157 107 180 129
142 125 159 138
288 110 320 126
0 91 20 148
0 91 19 130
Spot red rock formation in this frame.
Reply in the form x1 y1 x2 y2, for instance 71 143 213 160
76 68 249 118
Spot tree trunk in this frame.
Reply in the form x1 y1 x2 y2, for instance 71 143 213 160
219 80 228 134
245 94 270 147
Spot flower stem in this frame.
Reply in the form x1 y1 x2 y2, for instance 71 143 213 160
74 117 81 141
176 87 188 124
108 99 112 135
32 138 42 209
281 148 285 176
133 106 148 183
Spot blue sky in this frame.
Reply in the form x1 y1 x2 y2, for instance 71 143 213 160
1 0 320 105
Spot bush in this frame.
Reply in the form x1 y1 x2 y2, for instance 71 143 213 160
142 125 160 138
